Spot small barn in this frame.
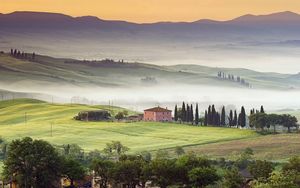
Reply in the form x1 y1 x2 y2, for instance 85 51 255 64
74 110 111 121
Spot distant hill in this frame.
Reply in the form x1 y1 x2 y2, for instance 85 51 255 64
0 53 299 92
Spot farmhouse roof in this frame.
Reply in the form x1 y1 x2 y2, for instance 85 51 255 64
144 106 172 112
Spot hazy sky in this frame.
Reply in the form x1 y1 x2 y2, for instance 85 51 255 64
2 0 300 23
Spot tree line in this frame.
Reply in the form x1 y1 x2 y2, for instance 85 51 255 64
174 102 247 127
1 137 300 188
174 103 299 132
217 71 252 88
10 48 36 60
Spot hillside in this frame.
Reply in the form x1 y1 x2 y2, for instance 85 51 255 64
0 99 299 161
0 99 257 152
0 53 299 92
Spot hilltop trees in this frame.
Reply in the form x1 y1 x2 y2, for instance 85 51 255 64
10 48 36 61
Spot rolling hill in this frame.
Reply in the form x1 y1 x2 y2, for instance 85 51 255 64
0 53 299 93
0 98 299 161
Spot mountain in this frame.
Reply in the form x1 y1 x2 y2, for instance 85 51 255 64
1 11 300 73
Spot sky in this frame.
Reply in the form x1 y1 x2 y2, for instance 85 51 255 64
2 0 300 23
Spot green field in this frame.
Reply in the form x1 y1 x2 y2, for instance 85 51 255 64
0 99 299 163
0 99 258 152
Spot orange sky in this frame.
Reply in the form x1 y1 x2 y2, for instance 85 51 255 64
2 0 300 23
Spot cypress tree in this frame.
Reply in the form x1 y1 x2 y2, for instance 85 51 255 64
186 104 190 123
229 110 233 127
195 103 199 125
233 110 238 126
260 105 265 113
182 102 186 122
221 106 226 126
204 110 208 126
212 105 216 126
174 105 178 121
190 104 194 124
240 106 246 128
208 105 212 125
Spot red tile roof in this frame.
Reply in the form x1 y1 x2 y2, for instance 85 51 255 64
144 106 172 112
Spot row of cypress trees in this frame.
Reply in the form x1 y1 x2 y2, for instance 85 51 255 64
174 102 259 127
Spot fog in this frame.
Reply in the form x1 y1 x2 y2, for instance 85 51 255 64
1 83 300 113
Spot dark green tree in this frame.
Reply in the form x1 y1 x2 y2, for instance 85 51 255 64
240 106 246 128
204 110 208 126
174 105 178 121
182 102 186 122
208 105 212 125
228 110 233 127
221 106 226 126
3 137 62 188
91 159 115 188
281 114 298 133
190 104 194 124
62 158 85 187
233 110 238 127
260 105 265 113
186 104 190 123
195 103 199 125
188 167 219 187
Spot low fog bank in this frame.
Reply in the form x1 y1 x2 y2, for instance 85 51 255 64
1 83 299 113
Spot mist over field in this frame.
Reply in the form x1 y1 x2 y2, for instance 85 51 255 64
1 82 299 113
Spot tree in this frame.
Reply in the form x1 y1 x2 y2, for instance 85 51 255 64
188 167 220 187
175 154 211 186
204 110 208 126
174 105 178 121
182 102 186 122
233 110 238 127
190 104 194 124
62 158 85 187
240 106 246 128
260 105 265 113
103 141 129 161
221 106 226 126
212 105 216 125
267 114 282 133
91 159 115 188
3 137 62 188
281 114 298 133
195 104 199 125
228 110 233 127
186 104 190 123
112 159 142 188
150 158 177 188
249 113 268 131
248 160 274 181
115 112 125 120
208 105 212 125
222 167 244 188
175 146 185 157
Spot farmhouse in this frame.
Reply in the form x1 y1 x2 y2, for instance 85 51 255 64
144 106 172 122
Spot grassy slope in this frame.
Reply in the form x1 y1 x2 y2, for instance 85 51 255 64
0 99 257 153
0 53 299 89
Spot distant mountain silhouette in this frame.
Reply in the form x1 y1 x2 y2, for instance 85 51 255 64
1 11 300 29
